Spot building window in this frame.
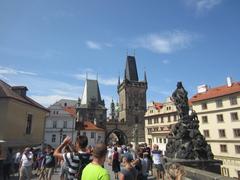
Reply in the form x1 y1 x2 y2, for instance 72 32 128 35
230 96 237 105
216 99 223 108
53 121 57 128
83 132 86 136
64 102 67 107
219 129 226 138
233 129 240 137
217 114 224 123
168 116 171 122
202 116 208 123
174 115 177 122
220 144 227 153
63 121 67 128
91 132 95 139
161 117 164 123
52 134 56 142
154 118 159 124
147 128 152 134
231 112 239 121
148 119 152 124
135 116 139 123
235 145 240 154
159 138 162 143
201 103 207 110
163 139 166 143
150 110 153 113
26 114 32 134
203 130 210 138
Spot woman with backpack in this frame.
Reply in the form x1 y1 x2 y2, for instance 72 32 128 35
112 147 120 179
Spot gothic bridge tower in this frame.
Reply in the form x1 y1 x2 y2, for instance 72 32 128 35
117 55 147 143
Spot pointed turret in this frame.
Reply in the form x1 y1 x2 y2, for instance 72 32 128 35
118 76 120 86
81 79 103 106
144 70 147 82
124 56 139 81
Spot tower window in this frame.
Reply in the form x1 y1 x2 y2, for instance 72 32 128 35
135 116 139 123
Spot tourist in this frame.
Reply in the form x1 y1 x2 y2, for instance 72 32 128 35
13 149 22 176
132 151 148 180
60 146 70 180
112 147 120 179
3 148 13 180
119 152 137 180
165 163 185 180
81 143 110 180
143 152 151 177
107 144 113 165
54 135 91 179
152 144 164 180
19 147 33 180
41 145 55 180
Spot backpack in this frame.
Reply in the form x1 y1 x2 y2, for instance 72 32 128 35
65 152 91 179
77 153 92 179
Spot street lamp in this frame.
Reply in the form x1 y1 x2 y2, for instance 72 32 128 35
59 128 63 144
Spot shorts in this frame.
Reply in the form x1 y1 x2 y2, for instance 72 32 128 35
153 164 164 172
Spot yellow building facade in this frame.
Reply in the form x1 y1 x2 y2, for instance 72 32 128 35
190 80 240 179
144 98 178 153
0 80 49 159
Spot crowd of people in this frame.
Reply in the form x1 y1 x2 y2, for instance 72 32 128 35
0 136 185 180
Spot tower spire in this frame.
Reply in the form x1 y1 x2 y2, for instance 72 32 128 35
118 75 120 86
144 69 147 82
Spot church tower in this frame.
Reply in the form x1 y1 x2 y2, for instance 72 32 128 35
118 56 147 143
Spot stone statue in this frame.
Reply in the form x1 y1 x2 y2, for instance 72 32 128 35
166 82 214 160
172 82 189 118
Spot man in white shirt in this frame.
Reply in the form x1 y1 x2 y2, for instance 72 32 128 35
19 147 33 180
152 144 164 180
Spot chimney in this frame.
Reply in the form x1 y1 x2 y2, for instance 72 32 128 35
227 77 232 87
12 86 28 97
197 84 208 93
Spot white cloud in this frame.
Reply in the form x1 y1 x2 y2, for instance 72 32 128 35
86 41 102 50
162 59 170 64
0 66 37 76
85 41 113 50
134 31 195 54
185 0 222 13
74 72 118 86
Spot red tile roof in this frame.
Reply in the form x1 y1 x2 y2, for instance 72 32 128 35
64 106 76 117
153 102 163 110
0 80 49 112
190 82 240 103
83 121 105 131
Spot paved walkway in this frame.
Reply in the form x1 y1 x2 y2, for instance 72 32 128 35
8 163 155 179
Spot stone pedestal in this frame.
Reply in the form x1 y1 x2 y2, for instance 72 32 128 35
166 158 222 174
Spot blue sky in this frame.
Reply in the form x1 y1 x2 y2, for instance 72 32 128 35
0 0 240 111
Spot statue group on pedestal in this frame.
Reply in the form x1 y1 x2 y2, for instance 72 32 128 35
165 82 214 160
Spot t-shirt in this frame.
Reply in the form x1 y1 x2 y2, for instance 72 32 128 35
81 163 110 180
21 152 33 167
120 167 138 180
152 150 162 165
63 151 91 180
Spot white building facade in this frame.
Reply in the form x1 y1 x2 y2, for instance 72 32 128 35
190 79 240 179
144 98 179 153
44 99 106 148
44 99 77 148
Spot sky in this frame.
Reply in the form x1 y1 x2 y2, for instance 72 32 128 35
0 0 240 112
